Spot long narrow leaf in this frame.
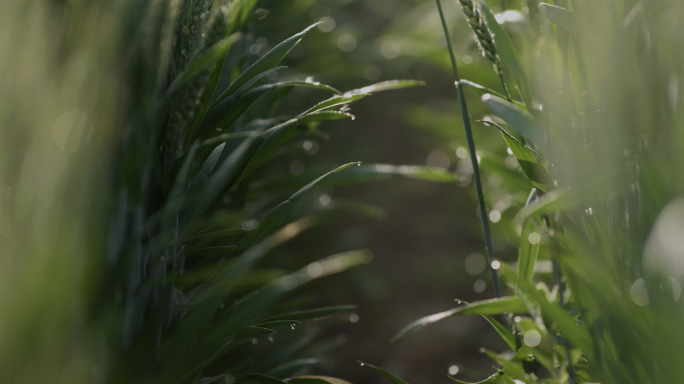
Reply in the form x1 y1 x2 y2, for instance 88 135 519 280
482 94 545 150
360 362 411 384
392 297 528 342
212 23 319 106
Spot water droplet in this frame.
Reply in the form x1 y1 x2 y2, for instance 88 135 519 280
349 314 360 323
630 278 649 306
528 232 541 245
337 34 357 52
351 116 356 120
318 194 331 207
514 316 521 323
523 330 542 347
307 262 323 278
671 277 681 301
585 207 593 215
426 149 451 171
491 261 501 270
380 40 401 59
357 163 361 166
251 338 258 345
448 365 459 375
473 279 487 293
465 253 486 275
360 362 365 367
317 16 336 33
302 140 319 155
456 147 468 159
478 347 486 353
489 210 501 223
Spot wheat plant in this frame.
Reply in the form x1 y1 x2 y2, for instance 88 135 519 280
0 1 451 383
369 1 684 383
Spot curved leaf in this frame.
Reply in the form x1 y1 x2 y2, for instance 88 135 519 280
514 187 570 226
518 219 541 283
483 315 516 351
287 376 352 384
212 23 320 106
498 263 593 358
459 80 526 110
539 3 580 35
239 374 288 384
297 111 355 124
479 119 548 192
165 33 242 98
448 370 505 384
392 297 528 342
262 305 357 323
482 94 544 150
359 362 411 384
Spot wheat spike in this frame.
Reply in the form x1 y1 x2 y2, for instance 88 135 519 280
457 0 511 100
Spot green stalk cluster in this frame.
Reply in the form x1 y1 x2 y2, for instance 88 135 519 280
163 4 225 174
457 0 511 100
180 0 213 67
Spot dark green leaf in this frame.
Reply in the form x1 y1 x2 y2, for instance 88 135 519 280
231 162 359 254
268 358 321 377
459 80 526 109
483 315 516 351
251 164 459 193
165 34 241 98
498 263 593 358
481 94 544 150
262 305 356 322
297 111 355 124
514 187 569 226
212 24 319 106
183 245 235 257
198 66 284 138
448 370 505 384
518 219 541 283
287 376 352 384
303 80 424 115
256 320 301 329
238 374 288 384
233 326 275 336
359 362 411 384
479 119 548 192
186 143 226 195
392 297 528 342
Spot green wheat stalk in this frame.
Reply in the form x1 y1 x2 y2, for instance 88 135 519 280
163 4 226 175
457 0 511 101
436 0 502 299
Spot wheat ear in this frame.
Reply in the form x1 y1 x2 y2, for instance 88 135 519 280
457 0 511 101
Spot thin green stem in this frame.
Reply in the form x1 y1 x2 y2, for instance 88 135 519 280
497 63 512 102
436 0 502 299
